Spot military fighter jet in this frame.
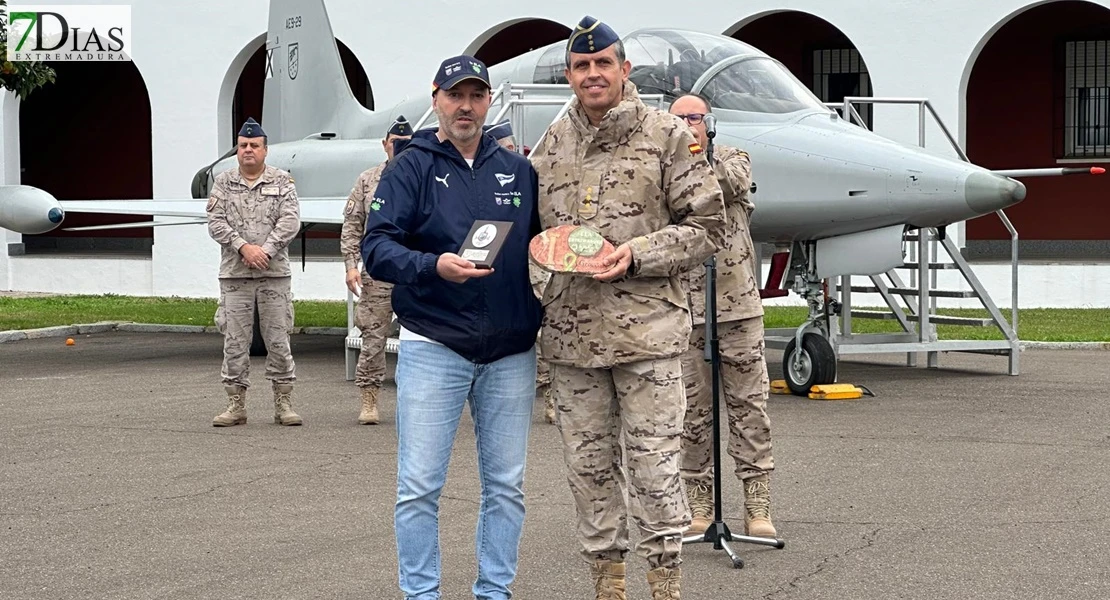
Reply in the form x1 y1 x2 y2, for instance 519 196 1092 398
1 0 1099 392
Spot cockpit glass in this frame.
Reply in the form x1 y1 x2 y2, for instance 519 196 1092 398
700 58 829 114
531 28 829 116
623 28 828 114
624 29 756 97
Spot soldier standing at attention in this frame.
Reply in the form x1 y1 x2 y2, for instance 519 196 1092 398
529 17 727 600
207 117 303 427
341 115 413 424
669 93 778 540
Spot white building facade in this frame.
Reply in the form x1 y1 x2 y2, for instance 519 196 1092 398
1 0 1108 307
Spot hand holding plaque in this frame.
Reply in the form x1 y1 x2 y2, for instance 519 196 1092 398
528 225 619 275
458 220 514 269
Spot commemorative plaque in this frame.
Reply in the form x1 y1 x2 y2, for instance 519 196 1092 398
458 220 514 268
528 224 618 275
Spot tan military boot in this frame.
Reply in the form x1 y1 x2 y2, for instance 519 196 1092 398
743 473 777 538
272 384 303 426
543 387 556 425
685 480 713 536
358 386 380 425
590 560 626 600
212 385 247 427
646 566 681 600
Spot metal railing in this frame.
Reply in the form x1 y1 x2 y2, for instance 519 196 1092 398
824 96 1020 374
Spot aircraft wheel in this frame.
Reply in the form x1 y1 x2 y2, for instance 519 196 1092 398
783 333 836 395
249 306 267 356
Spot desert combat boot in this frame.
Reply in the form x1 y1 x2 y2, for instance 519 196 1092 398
685 480 713 536
272 384 303 426
743 473 777 538
591 560 626 600
212 385 247 427
358 386 380 425
647 566 681 600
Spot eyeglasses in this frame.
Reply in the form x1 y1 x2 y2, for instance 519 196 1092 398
675 113 705 124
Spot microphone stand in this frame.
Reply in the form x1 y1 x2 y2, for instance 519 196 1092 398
682 115 785 569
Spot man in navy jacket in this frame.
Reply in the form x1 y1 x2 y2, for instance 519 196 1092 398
360 54 542 600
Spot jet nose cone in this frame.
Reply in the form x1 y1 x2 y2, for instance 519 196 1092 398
48 207 64 224
965 172 1026 214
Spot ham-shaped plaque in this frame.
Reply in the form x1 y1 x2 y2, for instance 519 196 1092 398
529 225 618 275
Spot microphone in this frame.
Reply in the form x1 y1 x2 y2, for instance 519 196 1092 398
704 114 717 138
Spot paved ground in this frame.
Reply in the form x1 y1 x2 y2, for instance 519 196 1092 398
1 331 1108 599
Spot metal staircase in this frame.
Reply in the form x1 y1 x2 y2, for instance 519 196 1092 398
823 97 1020 375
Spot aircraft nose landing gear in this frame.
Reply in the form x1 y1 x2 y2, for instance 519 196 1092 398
782 273 838 395
783 332 837 395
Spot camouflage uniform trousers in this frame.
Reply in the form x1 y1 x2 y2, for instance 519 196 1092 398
354 271 394 389
551 358 690 570
214 277 296 388
679 316 773 485
536 349 551 388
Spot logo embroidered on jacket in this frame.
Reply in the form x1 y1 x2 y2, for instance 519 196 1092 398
494 173 515 187
435 173 450 188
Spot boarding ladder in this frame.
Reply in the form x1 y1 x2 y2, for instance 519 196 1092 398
345 83 668 379
822 97 1020 375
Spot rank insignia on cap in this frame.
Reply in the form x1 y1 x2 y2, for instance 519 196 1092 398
568 16 620 55
238 117 266 138
388 115 411 137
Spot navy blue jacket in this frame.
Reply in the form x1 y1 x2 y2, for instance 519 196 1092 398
360 129 543 364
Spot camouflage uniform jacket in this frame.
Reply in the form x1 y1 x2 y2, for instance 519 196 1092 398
685 144 763 325
530 82 727 368
341 161 388 273
206 165 301 279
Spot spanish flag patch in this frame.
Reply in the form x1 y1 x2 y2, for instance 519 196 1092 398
689 143 703 155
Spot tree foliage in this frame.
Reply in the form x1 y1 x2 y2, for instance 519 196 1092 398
0 0 56 100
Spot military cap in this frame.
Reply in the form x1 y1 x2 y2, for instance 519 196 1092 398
567 16 620 55
432 54 491 94
388 115 411 137
238 117 265 138
483 119 513 140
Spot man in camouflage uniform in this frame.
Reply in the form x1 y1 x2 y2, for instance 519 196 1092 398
669 94 777 539
341 115 412 425
529 17 727 600
207 117 303 427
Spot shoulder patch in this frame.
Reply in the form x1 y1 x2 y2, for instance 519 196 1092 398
206 196 218 212
689 142 703 155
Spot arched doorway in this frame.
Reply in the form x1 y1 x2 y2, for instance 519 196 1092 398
964 1 1110 258
729 11 874 128
230 38 373 148
19 59 153 253
467 18 572 68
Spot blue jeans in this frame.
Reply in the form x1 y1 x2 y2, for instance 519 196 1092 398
394 340 536 600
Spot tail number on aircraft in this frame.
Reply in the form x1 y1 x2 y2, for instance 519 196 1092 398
285 15 301 29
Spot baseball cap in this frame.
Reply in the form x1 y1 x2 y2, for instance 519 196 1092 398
432 54 491 94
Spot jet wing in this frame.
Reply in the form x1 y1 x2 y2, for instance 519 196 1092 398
58 198 347 229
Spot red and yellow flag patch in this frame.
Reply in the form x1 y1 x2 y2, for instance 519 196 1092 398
688 142 703 155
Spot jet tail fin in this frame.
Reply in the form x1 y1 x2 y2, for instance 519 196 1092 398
261 0 370 144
